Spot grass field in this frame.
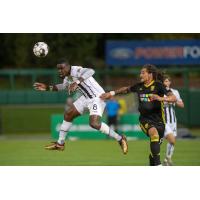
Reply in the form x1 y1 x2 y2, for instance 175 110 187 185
1 106 199 166
0 138 200 166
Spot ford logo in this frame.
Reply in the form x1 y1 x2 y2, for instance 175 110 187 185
110 48 133 59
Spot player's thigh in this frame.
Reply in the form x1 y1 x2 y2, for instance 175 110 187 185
166 133 176 144
139 123 160 142
139 119 156 136
64 104 81 121
148 126 164 144
73 95 87 115
148 127 159 138
165 123 177 137
140 119 164 142
139 120 150 135
88 97 106 117
172 123 177 137
154 123 165 142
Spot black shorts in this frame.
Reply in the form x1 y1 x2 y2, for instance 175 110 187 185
139 117 165 141
107 116 118 126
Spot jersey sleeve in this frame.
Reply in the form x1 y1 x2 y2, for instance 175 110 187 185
129 83 139 93
70 66 83 78
173 89 182 101
56 78 69 90
70 66 94 80
55 84 65 90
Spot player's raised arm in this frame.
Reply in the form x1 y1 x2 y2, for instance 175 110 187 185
33 82 60 91
79 67 95 81
68 67 95 93
100 86 131 100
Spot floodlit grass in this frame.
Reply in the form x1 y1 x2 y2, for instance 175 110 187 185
0 138 199 166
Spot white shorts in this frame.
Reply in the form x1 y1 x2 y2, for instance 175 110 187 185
73 95 106 117
164 123 177 137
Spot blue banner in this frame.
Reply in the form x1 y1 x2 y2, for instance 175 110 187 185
106 40 200 66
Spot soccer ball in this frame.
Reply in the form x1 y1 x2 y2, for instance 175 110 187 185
33 42 49 57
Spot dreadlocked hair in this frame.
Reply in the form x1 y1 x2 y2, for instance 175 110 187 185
142 64 164 83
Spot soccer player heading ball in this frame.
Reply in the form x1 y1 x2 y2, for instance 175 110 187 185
33 59 128 154
100 64 177 166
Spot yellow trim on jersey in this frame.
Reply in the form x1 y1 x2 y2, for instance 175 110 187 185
144 80 155 88
140 123 147 134
161 101 166 124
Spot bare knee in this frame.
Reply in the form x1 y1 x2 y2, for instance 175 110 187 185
166 134 176 145
148 127 159 141
64 111 73 122
89 115 102 130
89 121 101 130
169 137 176 145
64 106 80 122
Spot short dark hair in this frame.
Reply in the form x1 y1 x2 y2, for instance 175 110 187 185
163 74 171 82
57 58 70 65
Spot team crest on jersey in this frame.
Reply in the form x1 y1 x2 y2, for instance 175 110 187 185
150 85 155 91
144 123 149 129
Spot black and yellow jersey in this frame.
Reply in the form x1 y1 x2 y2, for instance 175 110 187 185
130 80 171 124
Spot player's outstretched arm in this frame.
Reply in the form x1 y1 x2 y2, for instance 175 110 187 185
164 92 177 103
150 92 177 103
33 82 58 91
100 86 130 100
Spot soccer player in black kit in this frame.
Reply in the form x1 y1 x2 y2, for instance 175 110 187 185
100 64 177 166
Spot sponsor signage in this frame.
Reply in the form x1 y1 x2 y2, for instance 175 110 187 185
106 40 200 65
51 114 146 140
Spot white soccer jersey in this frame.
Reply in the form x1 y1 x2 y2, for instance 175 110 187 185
62 66 105 99
164 88 183 137
164 88 182 124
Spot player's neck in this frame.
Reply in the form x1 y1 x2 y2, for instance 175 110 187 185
144 79 154 87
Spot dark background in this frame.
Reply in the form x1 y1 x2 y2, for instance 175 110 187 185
1 33 200 68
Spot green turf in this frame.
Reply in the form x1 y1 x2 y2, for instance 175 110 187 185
0 139 199 166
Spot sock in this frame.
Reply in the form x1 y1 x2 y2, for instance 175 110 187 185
57 120 72 144
100 122 122 141
149 154 154 166
150 136 161 166
166 143 175 159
